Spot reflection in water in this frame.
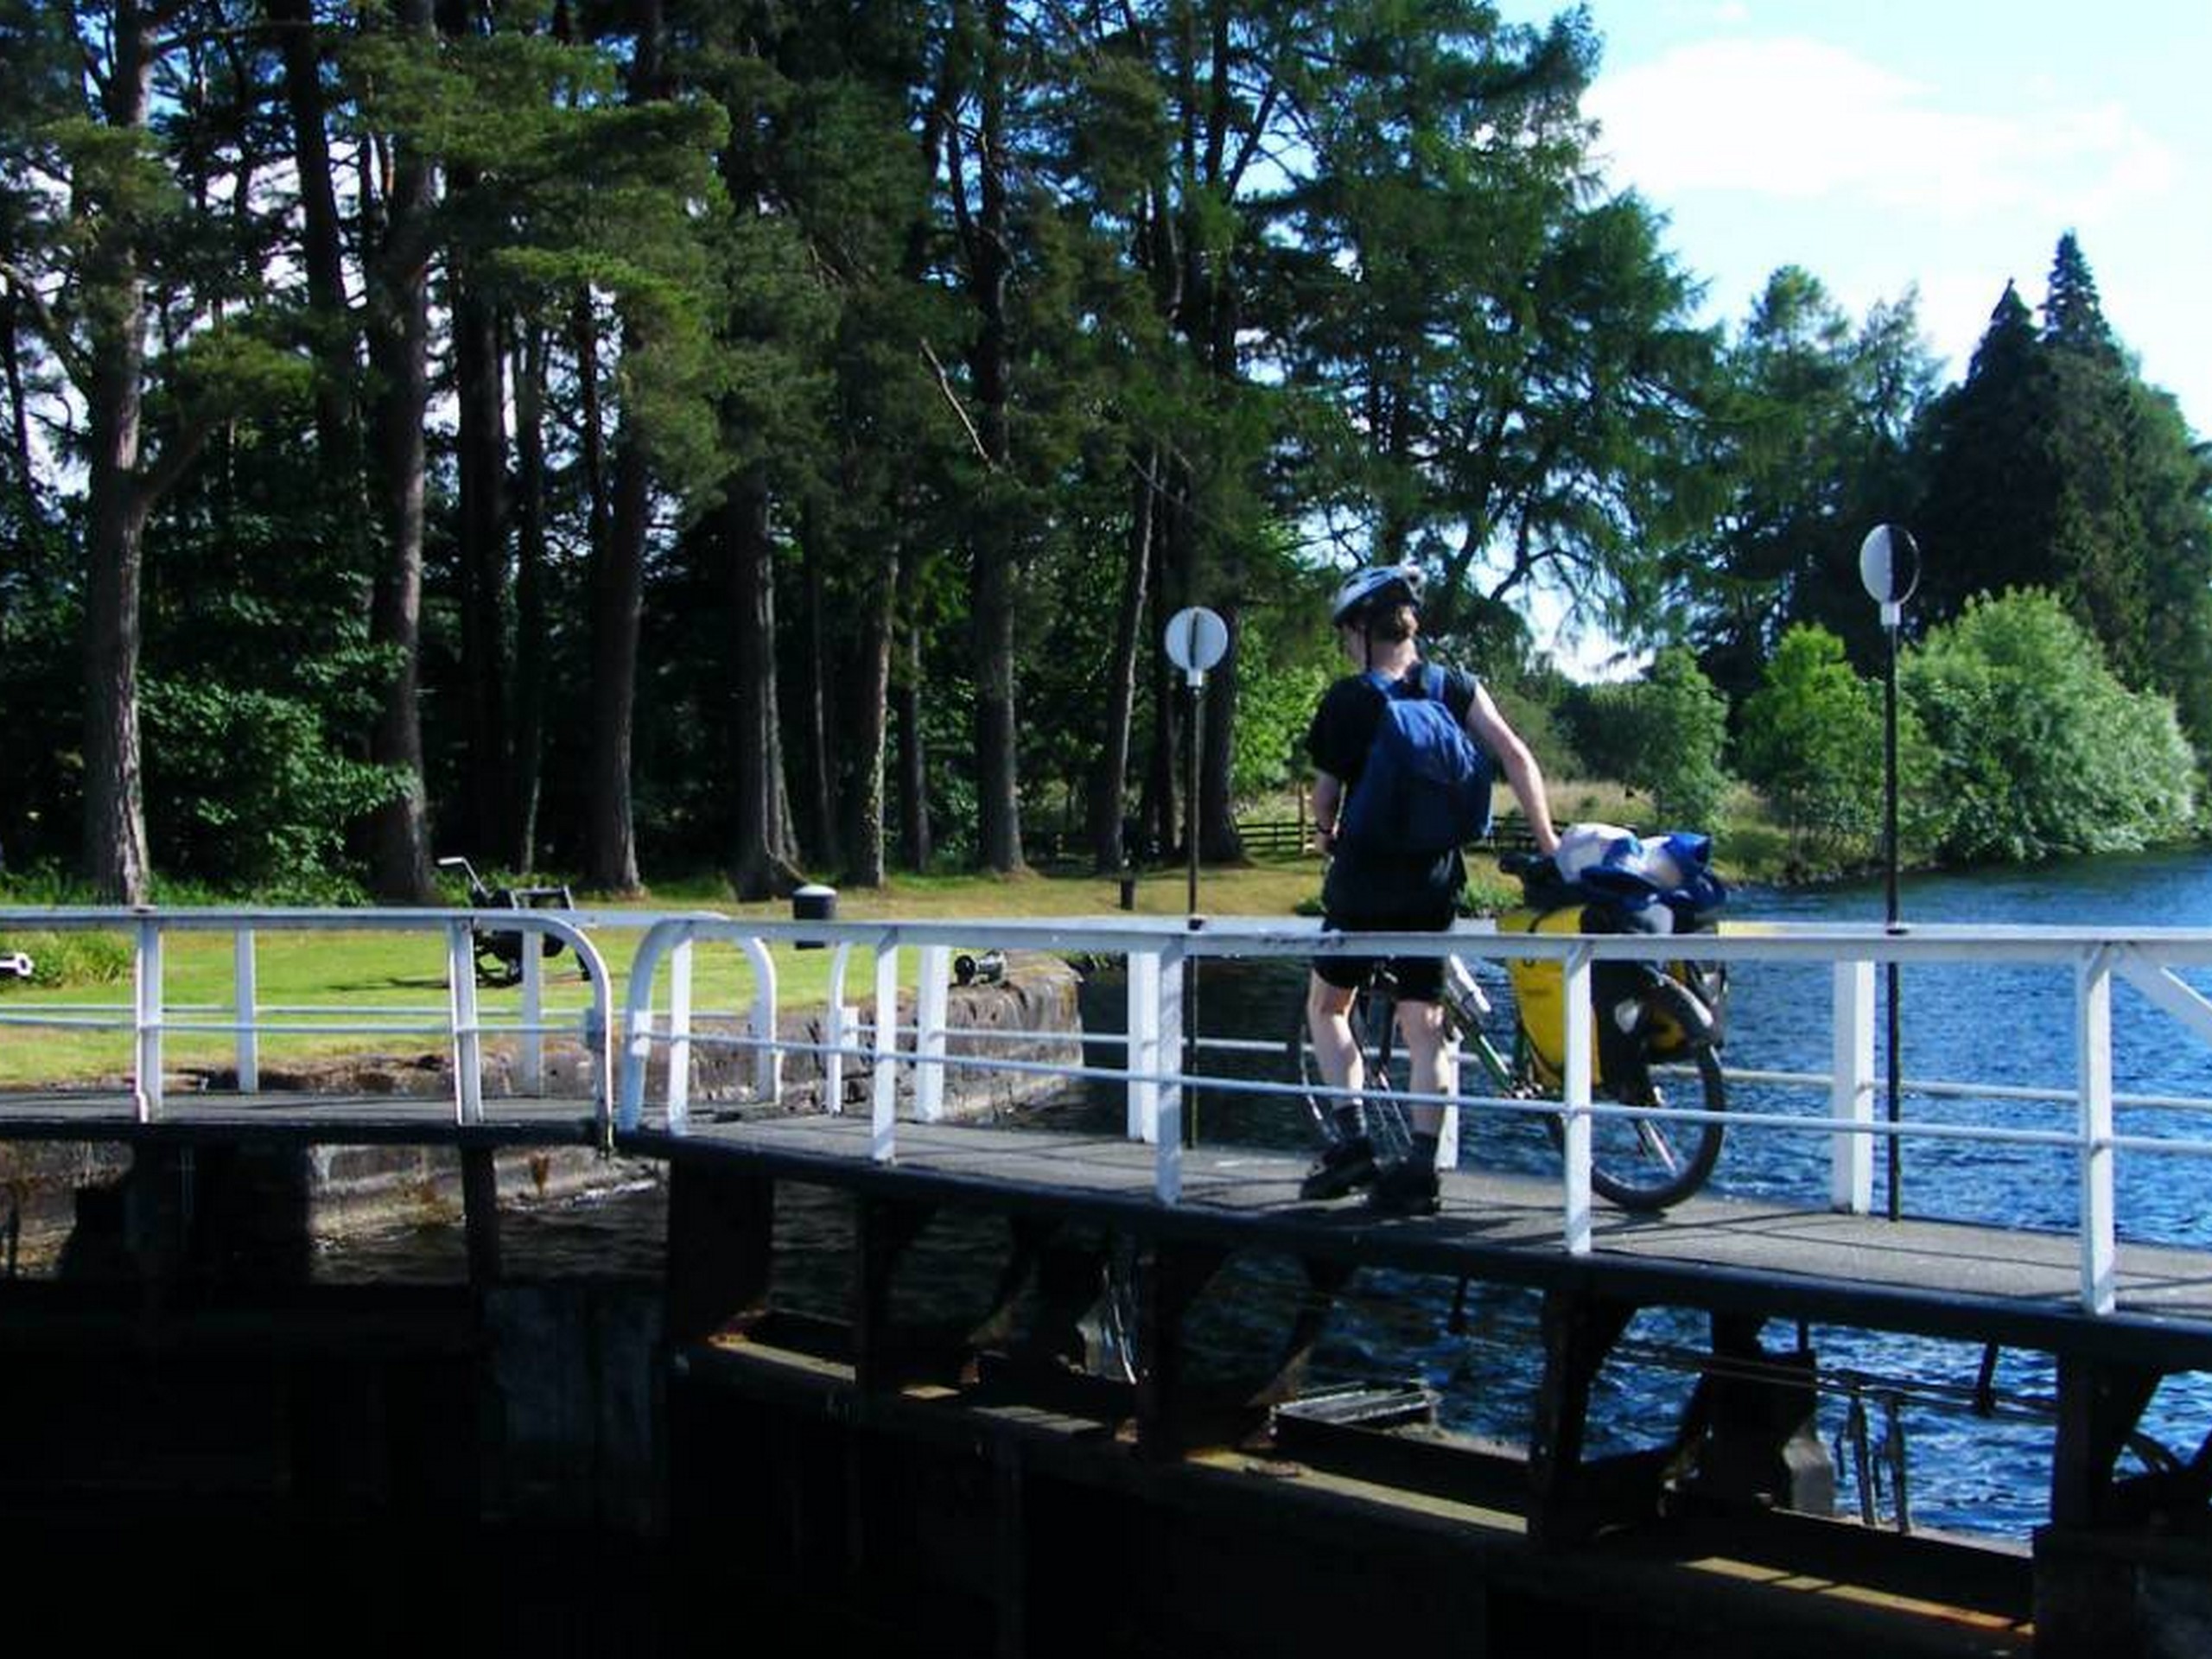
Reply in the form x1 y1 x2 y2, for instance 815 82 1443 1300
316 849 2212 1541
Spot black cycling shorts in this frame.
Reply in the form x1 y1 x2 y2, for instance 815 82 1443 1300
1311 894 1458 1003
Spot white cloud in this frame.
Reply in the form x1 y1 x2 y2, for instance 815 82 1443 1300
1586 37 2177 222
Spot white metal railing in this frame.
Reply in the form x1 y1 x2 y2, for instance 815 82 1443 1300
0 907 614 1131
613 912 2212 1317
10 907 2212 1316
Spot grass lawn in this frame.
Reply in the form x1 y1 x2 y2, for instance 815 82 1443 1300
0 851 1373 1089
1 773 1756 1091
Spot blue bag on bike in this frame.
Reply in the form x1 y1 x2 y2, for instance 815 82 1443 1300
1339 664 1492 855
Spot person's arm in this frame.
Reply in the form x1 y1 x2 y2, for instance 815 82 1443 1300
1465 683 1560 856
1311 771 1344 854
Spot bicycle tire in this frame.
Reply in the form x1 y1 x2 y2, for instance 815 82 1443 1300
1582 1044 1726 1212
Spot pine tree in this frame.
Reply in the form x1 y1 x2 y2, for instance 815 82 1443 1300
1913 281 2063 620
2042 230 2120 365
1915 238 2212 756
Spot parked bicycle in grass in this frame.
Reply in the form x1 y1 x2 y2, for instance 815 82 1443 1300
435 856 588 988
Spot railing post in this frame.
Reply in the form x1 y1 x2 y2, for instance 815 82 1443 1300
621 1004 654 1134
1831 959 1876 1213
741 937 782 1106
448 919 484 1126
134 916 162 1122
519 925 544 1096
1127 947 1161 1144
824 944 854 1115
916 944 951 1122
666 934 695 1136
872 937 900 1163
616 923 676 1137
2077 945 2118 1315
232 925 258 1095
1560 944 1592 1255
1437 1018 1462 1170
586 999 611 1150
1154 939 1185 1204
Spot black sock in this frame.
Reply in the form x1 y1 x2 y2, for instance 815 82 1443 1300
1408 1130 1440 1171
1331 1103 1366 1143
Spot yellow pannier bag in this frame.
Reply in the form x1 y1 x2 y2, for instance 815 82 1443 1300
1498 904 1600 1087
1500 906 1719 1091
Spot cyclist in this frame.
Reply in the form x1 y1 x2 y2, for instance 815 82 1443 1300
1302 563 1560 1215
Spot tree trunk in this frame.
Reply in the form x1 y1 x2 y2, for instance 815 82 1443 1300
507 320 550 870
798 500 838 868
82 384 153 905
1139 463 1195 860
728 478 801 898
842 542 898 888
453 257 510 858
576 0 665 895
957 0 1024 874
894 554 931 872
584 416 647 893
266 0 353 462
363 0 437 905
1089 455 1155 871
2 291 35 527
1199 601 1245 861
78 5 158 904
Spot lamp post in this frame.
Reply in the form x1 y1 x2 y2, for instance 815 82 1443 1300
1163 605 1227 1146
1859 524 1920 1221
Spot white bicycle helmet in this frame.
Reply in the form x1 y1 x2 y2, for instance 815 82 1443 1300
1329 561 1425 626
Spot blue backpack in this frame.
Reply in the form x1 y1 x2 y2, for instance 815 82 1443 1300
1339 664 1493 855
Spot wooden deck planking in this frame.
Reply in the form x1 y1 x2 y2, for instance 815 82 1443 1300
636 1112 2212 1355
2 1084 2207 1360
0 1088 597 1145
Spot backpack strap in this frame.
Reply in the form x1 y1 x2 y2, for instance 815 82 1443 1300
1362 664 1448 701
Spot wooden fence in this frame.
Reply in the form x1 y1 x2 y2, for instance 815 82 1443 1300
1232 812 1540 858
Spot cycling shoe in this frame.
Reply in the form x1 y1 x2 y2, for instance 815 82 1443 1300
1299 1136 1380 1200
1363 1159 1441 1217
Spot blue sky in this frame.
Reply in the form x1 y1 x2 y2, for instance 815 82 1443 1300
1497 0 2212 436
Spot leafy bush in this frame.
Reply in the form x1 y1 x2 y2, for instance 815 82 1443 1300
143 680 404 889
0 931 132 991
1486 677 1580 781
1737 625 1943 861
1566 648 1733 828
1903 590 2198 861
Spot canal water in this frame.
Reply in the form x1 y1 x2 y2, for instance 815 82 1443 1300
325 848 2212 1543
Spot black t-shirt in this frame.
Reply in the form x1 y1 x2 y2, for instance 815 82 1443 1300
1307 662 1483 923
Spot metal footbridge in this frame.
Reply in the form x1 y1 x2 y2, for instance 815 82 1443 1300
4 904 2212 1655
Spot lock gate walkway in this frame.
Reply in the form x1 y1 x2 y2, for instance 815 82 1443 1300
7 905 2212 1655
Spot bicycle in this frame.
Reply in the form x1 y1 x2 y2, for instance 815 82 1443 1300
1290 853 1728 1212
435 856 587 989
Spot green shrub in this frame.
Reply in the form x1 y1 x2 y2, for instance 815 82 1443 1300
0 931 133 992
143 679 402 890
1903 590 2198 861
1567 648 1734 828
1736 625 1945 863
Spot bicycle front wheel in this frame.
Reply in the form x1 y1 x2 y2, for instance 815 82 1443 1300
1586 1046 1726 1212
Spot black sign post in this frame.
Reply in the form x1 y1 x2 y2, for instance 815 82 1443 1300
1164 607 1227 1149
1859 524 1921 1222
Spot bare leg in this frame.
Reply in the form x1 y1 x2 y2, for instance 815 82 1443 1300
1306 973 1363 1123
1298 972 1386 1199
1395 999 1456 1159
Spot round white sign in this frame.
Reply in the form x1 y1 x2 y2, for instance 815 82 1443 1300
1859 524 1921 607
1163 606 1228 679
